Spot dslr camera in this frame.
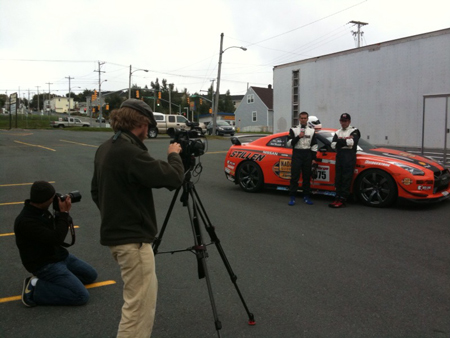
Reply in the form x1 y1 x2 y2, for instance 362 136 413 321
53 191 82 211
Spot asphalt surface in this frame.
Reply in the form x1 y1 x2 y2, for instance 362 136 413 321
0 129 449 338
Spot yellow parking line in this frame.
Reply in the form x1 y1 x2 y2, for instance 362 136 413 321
1 226 79 237
60 139 98 148
0 202 23 206
14 140 56 152
207 151 228 154
0 232 15 237
0 181 55 187
0 280 116 304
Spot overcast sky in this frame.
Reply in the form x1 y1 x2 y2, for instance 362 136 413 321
1 0 449 100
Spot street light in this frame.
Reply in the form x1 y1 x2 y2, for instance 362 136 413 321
128 65 149 99
213 33 247 135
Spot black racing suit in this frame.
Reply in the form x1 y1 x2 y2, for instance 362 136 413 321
288 125 318 197
331 126 361 199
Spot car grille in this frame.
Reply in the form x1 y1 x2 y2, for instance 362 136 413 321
434 169 450 193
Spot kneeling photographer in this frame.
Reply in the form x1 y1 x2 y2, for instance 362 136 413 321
14 181 98 307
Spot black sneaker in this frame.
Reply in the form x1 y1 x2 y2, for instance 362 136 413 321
22 277 37 307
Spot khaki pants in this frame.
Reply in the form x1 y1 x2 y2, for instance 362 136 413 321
110 243 158 338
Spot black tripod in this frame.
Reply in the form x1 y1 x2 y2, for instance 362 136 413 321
153 169 255 338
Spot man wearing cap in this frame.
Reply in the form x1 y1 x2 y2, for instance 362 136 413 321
14 181 98 307
91 99 184 338
329 113 361 208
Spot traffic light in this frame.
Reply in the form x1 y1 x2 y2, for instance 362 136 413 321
157 99 160 106
200 98 203 105
92 90 97 102
187 97 190 104
209 108 212 114
106 104 109 110
158 91 161 99
136 90 140 98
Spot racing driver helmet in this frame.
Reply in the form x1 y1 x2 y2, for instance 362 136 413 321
308 116 322 131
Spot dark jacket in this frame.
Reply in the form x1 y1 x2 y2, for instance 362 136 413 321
14 201 70 273
91 130 184 246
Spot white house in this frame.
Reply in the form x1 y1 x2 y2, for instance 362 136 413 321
273 28 450 152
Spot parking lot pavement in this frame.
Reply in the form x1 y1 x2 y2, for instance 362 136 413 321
1 130 449 338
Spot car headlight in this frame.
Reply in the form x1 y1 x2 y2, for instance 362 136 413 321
388 161 425 176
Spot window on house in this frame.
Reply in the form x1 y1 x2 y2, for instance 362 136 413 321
252 111 257 122
247 94 254 103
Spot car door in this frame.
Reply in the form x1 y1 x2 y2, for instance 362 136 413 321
262 135 293 187
312 136 336 192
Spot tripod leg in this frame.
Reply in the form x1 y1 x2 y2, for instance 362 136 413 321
152 186 181 254
187 186 223 337
191 186 256 325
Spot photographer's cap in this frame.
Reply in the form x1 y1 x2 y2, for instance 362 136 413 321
30 181 55 203
120 99 156 127
339 113 351 121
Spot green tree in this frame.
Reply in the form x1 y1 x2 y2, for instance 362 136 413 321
218 90 235 113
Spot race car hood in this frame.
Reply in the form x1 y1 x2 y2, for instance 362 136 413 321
359 148 445 172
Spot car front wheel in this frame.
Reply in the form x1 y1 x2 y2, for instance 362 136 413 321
148 128 158 138
237 161 264 192
355 169 397 207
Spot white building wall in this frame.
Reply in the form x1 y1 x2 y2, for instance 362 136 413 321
273 29 450 148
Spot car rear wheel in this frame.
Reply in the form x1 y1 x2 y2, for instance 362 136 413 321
237 161 264 192
148 128 158 138
355 169 397 207
215 130 220 136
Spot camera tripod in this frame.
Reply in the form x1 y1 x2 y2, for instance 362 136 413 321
153 169 255 338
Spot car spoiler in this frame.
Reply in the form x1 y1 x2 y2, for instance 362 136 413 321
230 134 268 146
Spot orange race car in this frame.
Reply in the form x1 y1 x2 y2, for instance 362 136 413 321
224 129 450 207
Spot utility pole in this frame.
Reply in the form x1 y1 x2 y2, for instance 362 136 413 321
168 86 172 115
94 61 106 126
36 86 40 113
46 82 53 114
349 20 368 48
65 76 74 115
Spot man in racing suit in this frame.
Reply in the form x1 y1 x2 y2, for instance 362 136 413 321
287 111 318 206
329 113 360 208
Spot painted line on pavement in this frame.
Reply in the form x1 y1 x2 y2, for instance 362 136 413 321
0 280 117 304
60 139 98 148
1 226 80 237
14 140 56 152
0 181 55 187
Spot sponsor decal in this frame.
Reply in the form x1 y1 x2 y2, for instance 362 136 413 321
365 160 390 167
442 191 449 196
273 159 291 179
314 166 330 182
230 150 266 162
227 160 236 166
417 185 432 191
225 167 231 173
263 151 278 155
402 178 413 185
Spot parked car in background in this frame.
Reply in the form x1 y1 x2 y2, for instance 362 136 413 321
96 117 107 123
50 117 90 128
207 120 235 136
224 129 450 207
150 112 205 138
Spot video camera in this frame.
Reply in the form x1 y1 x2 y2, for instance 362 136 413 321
52 190 82 212
170 122 205 171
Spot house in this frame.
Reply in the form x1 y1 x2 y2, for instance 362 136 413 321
234 85 273 132
46 97 75 114
273 28 450 150
230 94 244 110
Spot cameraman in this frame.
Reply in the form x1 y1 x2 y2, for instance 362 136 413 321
14 181 98 307
91 99 184 338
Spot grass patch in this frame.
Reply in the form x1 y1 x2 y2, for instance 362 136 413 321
0 114 57 129
0 115 112 131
